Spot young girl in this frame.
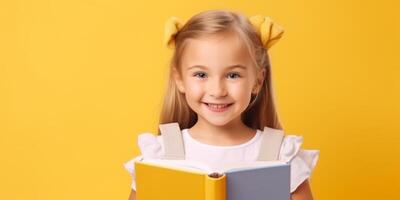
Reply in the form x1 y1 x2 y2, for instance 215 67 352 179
124 9 319 200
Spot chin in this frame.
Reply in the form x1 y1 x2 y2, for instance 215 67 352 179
199 114 240 127
205 119 232 127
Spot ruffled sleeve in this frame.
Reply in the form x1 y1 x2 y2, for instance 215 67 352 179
123 133 163 190
278 135 320 193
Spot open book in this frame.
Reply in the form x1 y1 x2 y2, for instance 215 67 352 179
134 158 290 200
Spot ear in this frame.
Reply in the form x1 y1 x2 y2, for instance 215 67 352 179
172 67 185 93
252 68 266 94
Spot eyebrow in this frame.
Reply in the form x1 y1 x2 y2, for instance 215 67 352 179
188 64 247 70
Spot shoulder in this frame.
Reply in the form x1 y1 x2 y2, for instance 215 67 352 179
277 132 320 193
278 133 319 165
258 127 305 162
137 132 164 159
279 134 304 162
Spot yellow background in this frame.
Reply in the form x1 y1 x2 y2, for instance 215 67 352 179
1 0 399 199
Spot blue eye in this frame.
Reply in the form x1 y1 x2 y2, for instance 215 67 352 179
193 72 207 79
228 72 241 79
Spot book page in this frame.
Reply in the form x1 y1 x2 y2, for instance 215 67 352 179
209 161 286 174
139 159 215 174
138 159 286 175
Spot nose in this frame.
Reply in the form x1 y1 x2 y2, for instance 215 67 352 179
208 77 228 98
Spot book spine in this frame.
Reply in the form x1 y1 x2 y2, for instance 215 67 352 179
204 174 226 200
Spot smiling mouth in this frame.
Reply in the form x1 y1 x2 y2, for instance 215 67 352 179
203 102 234 111
203 102 233 106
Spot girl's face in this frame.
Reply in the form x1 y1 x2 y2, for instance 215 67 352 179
173 31 265 127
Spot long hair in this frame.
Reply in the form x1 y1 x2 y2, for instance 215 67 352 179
157 9 283 134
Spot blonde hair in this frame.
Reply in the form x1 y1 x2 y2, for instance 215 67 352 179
157 9 283 134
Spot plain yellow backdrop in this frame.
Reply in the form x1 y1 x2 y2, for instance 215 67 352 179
1 0 399 199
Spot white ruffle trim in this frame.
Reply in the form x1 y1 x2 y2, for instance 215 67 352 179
137 133 163 159
123 155 143 191
279 135 320 193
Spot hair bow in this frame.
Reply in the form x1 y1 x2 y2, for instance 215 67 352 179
164 16 186 49
248 15 284 50
163 15 284 50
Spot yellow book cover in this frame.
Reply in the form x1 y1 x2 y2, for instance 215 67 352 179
134 158 290 200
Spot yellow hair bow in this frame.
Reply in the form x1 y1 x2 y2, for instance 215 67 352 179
163 15 284 50
164 16 186 49
248 15 284 50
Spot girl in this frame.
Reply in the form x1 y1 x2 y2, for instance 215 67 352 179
124 9 319 200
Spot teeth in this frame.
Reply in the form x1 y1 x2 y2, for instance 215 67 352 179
208 103 229 108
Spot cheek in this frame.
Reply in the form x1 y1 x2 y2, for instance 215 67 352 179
184 81 204 99
229 82 253 98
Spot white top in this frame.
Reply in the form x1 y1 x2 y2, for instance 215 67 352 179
124 128 320 193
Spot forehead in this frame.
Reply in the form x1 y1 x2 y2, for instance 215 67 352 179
181 32 253 70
